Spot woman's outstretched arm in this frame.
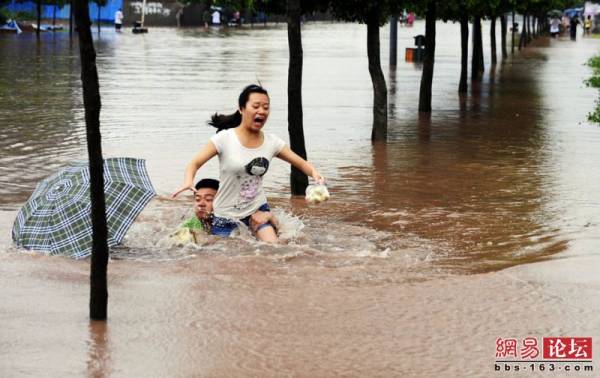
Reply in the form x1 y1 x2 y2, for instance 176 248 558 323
172 141 218 197
276 146 325 184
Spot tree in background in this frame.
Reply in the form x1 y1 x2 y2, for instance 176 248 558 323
51 0 68 27
258 0 326 193
329 0 403 141
0 0 11 24
285 0 327 194
92 0 106 33
417 0 436 112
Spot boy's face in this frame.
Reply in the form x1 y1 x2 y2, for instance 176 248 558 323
194 187 217 220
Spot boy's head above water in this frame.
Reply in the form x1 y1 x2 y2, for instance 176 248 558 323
194 179 219 220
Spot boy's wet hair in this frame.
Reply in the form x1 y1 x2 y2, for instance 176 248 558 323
195 178 219 191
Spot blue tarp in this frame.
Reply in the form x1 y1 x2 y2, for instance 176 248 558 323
0 19 22 33
4 0 123 23
564 8 584 18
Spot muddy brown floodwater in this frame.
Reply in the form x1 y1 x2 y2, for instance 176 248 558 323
1 21 599 377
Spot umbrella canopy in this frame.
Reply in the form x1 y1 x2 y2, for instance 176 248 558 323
12 157 156 259
564 8 583 18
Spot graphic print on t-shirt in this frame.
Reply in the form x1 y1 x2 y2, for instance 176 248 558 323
245 157 269 176
237 157 270 204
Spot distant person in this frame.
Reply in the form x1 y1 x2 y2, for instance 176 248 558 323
399 10 407 26
570 16 580 40
562 15 570 34
211 9 221 25
202 8 211 29
114 8 123 31
550 16 560 38
407 12 415 27
175 6 183 28
584 15 592 35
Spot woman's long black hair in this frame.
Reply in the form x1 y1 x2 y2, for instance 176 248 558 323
209 84 269 132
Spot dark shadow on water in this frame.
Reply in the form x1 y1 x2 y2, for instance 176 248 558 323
87 320 112 378
416 112 432 142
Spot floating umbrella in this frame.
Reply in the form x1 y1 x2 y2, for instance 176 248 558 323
12 157 156 259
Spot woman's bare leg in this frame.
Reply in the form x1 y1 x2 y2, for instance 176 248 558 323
255 224 278 243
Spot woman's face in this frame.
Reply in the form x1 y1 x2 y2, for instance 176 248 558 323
240 93 270 132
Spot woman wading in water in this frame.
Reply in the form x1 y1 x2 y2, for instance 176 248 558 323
172 84 324 242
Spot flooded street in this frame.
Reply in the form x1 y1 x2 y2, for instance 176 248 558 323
1 21 600 376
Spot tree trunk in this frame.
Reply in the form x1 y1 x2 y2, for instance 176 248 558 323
511 10 515 54
500 14 507 59
490 16 497 65
73 0 109 321
526 14 530 43
519 13 526 49
389 15 398 67
97 5 100 34
36 0 41 37
472 16 483 80
69 1 73 37
418 0 436 112
366 7 387 141
286 0 308 194
459 7 468 93
478 19 484 72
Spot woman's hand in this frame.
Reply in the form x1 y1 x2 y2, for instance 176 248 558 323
311 169 325 185
172 184 196 198
173 141 219 198
277 146 325 184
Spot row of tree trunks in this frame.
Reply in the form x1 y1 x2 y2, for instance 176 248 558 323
72 0 110 320
286 0 308 194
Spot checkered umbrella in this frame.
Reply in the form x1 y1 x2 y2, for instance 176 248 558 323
12 157 156 259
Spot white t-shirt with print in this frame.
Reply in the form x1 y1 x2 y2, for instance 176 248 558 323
115 10 123 25
210 129 285 219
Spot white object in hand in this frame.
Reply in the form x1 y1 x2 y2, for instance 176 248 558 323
305 184 330 203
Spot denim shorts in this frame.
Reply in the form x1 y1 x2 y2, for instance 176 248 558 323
211 203 274 237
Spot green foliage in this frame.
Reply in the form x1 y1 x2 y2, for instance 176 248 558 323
252 0 328 16
329 0 406 26
0 8 8 24
1 9 36 21
585 55 600 124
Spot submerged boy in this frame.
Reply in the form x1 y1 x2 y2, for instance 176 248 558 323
171 178 278 243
